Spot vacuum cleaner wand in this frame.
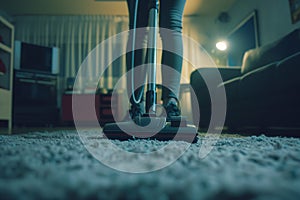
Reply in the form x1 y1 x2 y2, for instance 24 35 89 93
146 0 159 114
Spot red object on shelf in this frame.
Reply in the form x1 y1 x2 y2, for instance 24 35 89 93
61 92 122 126
62 94 100 123
0 59 6 75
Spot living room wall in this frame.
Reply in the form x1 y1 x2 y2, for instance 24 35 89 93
225 0 300 46
187 0 300 51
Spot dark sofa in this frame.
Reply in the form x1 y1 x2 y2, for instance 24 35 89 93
190 28 300 132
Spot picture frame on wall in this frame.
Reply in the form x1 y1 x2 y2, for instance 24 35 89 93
226 10 260 67
289 0 300 24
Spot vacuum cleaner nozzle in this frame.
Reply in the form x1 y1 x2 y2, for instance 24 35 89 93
103 116 198 143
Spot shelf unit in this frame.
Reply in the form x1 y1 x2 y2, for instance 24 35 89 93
0 16 14 134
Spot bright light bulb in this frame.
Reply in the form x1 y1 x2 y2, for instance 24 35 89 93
216 41 228 51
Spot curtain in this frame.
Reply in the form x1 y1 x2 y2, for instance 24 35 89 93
14 15 128 90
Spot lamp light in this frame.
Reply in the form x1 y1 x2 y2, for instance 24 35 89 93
216 41 228 51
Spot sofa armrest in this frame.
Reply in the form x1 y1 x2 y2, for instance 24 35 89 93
190 67 241 128
216 67 241 81
190 67 241 90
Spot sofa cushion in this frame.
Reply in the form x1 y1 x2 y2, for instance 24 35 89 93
239 62 278 100
241 28 300 74
276 51 300 91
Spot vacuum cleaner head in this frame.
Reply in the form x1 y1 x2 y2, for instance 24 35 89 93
103 116 198 143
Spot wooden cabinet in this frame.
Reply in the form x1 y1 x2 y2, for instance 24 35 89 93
0 16 14 134
13 70 59 127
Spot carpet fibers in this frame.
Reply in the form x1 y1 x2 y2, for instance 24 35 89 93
0 130 300 200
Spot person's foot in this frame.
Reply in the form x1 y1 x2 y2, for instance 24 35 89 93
164 98 181 121
129 102 145 123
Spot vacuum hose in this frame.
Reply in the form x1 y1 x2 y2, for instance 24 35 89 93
130 0 143 104
131 0 159 115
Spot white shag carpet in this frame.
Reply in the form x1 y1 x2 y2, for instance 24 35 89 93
0 130 300 200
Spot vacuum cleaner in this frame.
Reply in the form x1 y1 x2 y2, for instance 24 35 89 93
103 0 198 143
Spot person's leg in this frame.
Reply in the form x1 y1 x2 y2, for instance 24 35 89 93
159 0 186 103
159 0 186 118
126 0 149 119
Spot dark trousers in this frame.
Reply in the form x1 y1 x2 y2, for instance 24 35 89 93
126 0 186 105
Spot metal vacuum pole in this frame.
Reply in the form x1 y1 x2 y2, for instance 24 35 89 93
145 0 159 115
